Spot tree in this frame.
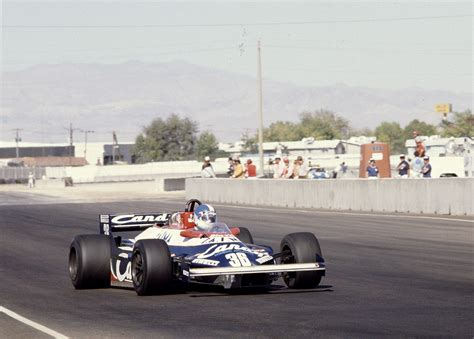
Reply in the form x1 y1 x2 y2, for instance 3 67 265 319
263 121 302 142
133 114 197 162
241 130 258 154
298 110 350 140
403 119 437 141
349 127 374 138
196 131 222 161
374 121 405 154
440 109 473 137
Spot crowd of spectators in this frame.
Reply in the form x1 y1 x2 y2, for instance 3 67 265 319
272 155 309 179
203 130 433 180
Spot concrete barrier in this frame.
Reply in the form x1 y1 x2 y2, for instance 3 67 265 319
186 178 474 216
36 178 67 188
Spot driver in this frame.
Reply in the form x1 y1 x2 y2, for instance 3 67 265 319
193 204 217 231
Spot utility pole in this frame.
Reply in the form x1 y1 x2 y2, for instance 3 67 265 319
257 40 264 177
13 128 23 159
65 123 80 165
81 130 95 160
112 131 121 164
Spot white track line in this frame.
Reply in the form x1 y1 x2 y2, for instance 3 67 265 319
213 203 473 224
0 306 68 339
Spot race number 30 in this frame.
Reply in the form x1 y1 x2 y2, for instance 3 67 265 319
225 253 251 267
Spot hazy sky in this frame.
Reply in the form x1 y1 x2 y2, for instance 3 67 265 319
2 1 473 92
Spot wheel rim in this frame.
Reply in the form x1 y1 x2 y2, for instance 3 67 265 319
132 252 144 287
68 248 78 281
282 246 296 286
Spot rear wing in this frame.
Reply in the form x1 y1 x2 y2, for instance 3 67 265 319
100 213 171 234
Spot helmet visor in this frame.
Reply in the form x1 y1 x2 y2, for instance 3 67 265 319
199 211 216 223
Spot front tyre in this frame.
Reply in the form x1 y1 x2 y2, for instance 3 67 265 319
280 232 323 289
132 239 172 296
69 234 111 289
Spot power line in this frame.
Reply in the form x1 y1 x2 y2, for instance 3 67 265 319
264 44 472 54
3 14 472 29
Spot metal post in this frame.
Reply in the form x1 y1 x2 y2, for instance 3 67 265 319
257 40 264 177
112 131 116 165
82 130 94 160
69 123 73 158
14 129 22 159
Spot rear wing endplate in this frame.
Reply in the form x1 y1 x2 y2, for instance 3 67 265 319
100 213 171 234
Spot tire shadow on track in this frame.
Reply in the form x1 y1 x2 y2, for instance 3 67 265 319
104 284 333 297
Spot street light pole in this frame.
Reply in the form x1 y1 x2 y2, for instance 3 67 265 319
257 40 264 177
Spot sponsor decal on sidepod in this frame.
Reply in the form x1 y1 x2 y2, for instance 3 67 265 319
111 214 168 225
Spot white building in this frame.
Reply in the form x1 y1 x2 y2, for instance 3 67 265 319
263 139 345 157
219 136 379 159
405 136 472 157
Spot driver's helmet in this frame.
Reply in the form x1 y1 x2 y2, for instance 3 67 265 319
193 204 217 230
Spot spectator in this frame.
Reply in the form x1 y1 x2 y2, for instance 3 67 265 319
335 162 348 179
232 158 245 179
422 156 432 178
28 172 35 188
201 156 216 178
411 151 423 178
245 159 257 178
340 162 348 174
366 159 379 179
413 130 426 157
396 154 410 178
227 157 234 177
296 156 308 178
272 157 285 179
282 157 292 178
291 159 301 179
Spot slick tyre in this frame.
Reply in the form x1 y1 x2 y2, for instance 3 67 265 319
236 227 254 244
280 232 323 289
69 234 111 289
132 239 172 296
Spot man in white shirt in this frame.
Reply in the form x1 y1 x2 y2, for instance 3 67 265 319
272 157 285 178
296 156 308 178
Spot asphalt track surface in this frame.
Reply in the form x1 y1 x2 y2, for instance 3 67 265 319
1 196 473 338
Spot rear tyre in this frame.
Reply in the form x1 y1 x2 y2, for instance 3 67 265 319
236 227 254 244
280 232 323 289
132 239 172 296
69 235 111 289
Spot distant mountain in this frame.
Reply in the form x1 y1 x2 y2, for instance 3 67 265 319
1 60 471 143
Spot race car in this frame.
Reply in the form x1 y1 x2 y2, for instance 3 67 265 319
68 199 326 295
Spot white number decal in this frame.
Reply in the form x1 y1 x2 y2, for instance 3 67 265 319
225 253 251 267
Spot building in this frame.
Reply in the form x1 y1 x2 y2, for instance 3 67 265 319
0 142 73 158
405 136 472 157
219 136 375 158
263 138 345 157
341 136 377 154
75 142 136 165
0 141 136 166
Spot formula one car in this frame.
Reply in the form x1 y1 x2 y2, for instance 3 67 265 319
68 199 326 295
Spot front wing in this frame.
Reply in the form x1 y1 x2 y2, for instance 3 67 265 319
188 262 325 277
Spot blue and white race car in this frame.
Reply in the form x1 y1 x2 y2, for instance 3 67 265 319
68 199 326 295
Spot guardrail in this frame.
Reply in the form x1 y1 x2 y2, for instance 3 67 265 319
186 178 473 216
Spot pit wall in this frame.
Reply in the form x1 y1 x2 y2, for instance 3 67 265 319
185 178 473 216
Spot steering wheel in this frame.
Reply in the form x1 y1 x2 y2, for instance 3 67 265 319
185 199 202 212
